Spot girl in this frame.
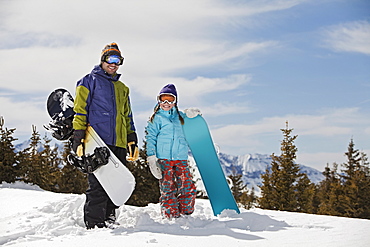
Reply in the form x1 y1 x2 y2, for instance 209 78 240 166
145 84 200 218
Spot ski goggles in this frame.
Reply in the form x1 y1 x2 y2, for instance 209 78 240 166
104 55 124 65
158 94 176 104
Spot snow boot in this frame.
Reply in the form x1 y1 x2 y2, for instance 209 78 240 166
86 222 106 230
105 214 120 229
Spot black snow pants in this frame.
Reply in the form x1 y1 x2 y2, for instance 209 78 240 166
84 145 127 228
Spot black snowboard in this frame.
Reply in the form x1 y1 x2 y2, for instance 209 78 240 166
47 88 75 121
44 88 109 173
44 88 75 141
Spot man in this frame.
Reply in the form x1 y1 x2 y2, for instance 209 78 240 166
72 42 138 229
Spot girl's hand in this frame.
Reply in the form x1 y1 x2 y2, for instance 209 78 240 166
184 108 202 118
147 155 162 179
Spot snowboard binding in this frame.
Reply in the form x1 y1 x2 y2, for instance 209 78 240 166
44 116 74 141
67 147 110 173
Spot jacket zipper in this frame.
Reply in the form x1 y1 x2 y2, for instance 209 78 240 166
111 79 117 145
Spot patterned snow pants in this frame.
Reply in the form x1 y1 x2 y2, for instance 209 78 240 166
158 159 196 218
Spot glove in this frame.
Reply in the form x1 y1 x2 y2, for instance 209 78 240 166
127 141 139 162
147 155 162 179
184 108 202 118
72 129 85 156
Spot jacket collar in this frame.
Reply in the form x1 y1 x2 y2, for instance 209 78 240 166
158 107 177 119
92 65 121 81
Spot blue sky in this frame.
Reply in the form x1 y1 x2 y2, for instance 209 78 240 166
0 0 369 171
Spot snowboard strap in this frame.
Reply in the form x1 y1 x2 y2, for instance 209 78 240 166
67 147 110 173
43 116 74 141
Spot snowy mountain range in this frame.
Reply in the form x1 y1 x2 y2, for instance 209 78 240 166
216 152 324 193
15 140 324 194
15 139 45 153
188 152 324 195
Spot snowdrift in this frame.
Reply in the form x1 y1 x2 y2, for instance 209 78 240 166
0 182 369 247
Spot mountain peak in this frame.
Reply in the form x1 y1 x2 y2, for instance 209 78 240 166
190 152 324 195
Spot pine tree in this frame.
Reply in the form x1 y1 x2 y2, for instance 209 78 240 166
58 140 88 194
229 168 246 201
21 125 45 186
125 138 160 206
228 168 256 209
316 139 370 219
340 139 370 218
316 163 346 216
296 173 315 213
229 171 246 205
258 166 276 209
316 164 338 215
20 125 59 191
0 116 20 183
247 187 257 209
259 122 314 212
39 134 62 192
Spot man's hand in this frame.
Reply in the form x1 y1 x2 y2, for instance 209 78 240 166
72 129 85 156
127 141 139 161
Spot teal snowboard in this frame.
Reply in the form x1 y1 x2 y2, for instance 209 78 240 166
183 115 240 216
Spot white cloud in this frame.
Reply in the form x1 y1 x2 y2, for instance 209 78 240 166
0 47 87 94
129 74 252 105
0 96 49 139
210 107 370 158
296 152 346 171
297 148 370 172
200 102 254 117
322 20 370 55
0 0 294 45
0 0 279 99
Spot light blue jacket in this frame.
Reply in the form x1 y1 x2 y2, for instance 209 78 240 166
146 107 189 160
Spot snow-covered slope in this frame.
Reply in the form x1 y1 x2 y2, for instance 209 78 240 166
0 182 369 247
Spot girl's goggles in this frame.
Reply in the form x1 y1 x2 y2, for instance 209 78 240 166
158 94 176 104
104 55 124 65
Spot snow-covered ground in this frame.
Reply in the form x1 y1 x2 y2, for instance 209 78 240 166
1 182 369 247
